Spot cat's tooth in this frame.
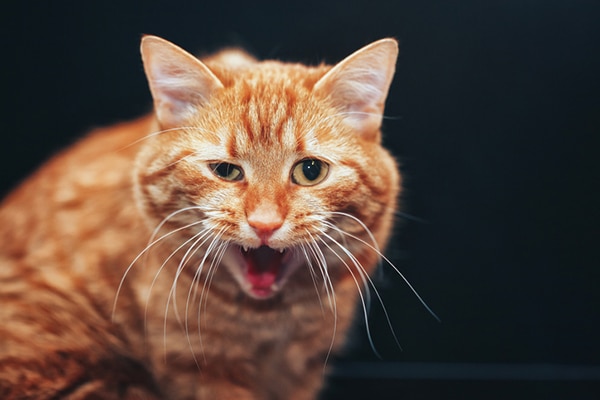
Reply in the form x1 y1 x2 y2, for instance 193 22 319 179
279 249 284 254
242 245 249 253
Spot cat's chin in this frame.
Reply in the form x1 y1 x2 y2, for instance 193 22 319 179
225 245 303 300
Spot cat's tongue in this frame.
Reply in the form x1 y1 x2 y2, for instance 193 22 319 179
243 246 285 297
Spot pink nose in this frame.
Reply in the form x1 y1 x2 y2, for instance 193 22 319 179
247 206 284 243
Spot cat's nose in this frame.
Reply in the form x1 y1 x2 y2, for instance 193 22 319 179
247 205 284 244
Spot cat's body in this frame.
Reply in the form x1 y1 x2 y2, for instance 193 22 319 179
0 36 400 399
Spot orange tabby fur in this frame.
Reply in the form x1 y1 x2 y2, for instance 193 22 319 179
0 36 400 399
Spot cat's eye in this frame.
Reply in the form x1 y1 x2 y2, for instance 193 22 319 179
291 159 329 186
210 162 244 181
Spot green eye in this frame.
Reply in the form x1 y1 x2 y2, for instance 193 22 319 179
210 162 244 181
291 159 329 186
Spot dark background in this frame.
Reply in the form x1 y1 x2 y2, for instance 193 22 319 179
1 1 599 399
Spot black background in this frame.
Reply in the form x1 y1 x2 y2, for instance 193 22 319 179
1 1 599 399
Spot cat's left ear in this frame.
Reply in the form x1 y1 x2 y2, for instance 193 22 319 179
314 38 398 141
141 35 224 128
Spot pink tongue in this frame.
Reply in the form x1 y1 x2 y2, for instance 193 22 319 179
244 246 284 289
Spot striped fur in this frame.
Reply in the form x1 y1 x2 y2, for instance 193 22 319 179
0 36 400 399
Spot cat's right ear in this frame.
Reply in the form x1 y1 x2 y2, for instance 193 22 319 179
141 35 224 128
314 38 398 142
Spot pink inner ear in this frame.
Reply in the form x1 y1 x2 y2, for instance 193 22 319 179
141 36 224 128
313 39 398 138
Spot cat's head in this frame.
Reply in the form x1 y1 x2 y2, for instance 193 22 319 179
134 36 400 300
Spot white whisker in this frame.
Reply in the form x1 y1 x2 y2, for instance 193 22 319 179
166 226 215 332
316 235 381 358
395 211 430 224
300 243 325 313
318 227 402 352
182 228 227 368
305 231 338 373
314 111 400 130
304 237 335 314
159 228 212 359
113 206 206 321
327 212 440 322
196 230 227 315
117 126 195 151
164 150 204 169
197 233 229 364
143 226 209 328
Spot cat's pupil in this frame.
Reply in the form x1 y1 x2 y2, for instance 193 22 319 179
216 163 233 177
291 159 328 186
211 162 243 181
302 160 321 181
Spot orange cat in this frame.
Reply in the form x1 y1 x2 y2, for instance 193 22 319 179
0 35 400 399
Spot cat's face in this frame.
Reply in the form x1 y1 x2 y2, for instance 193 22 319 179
134 36 400 300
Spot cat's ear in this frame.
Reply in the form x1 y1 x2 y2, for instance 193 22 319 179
314 38 398 141
141 35 224 128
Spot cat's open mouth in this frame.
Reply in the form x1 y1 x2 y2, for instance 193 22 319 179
234 245 298 299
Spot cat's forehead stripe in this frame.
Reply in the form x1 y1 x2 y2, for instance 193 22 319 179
280 118 299 150
227 85 307 154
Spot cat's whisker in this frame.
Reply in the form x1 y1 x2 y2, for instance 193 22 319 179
117 126 196 151
195 231 229 363
156 228 213 359
146 226 210 312
315 234 381 358
179 228 227 369
203 239 229 307
185 261 206 368
330 110 401 121
147 206 207 246
165 151 203 168
165 223 223 329
304 231 338 372
167 226 215 332
143 226 210 332
304 239 332 314
318 227 403 353
325 212 440 322
327 212 381 252
142 206 212 278
196 230 228 318
299 243 325 314
319 224 374 310
112 207 206 321
198 240 229 338
395 210 430 224
305 234 335 311
119 122 227 153
310 111 400 138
